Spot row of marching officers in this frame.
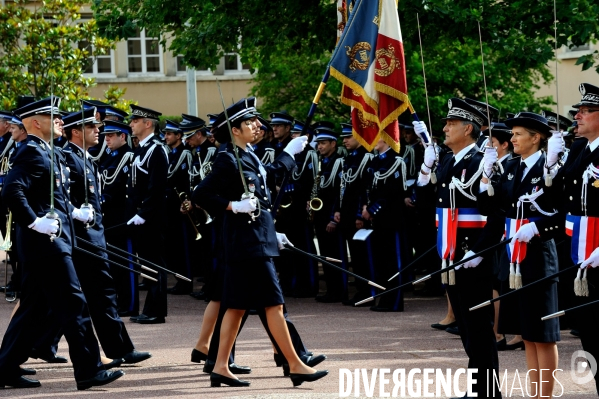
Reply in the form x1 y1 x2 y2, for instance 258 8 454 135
0 97 152 390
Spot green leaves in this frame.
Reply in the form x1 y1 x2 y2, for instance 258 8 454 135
0 0 128 111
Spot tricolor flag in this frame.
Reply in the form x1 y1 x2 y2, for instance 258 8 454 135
329 0 409 152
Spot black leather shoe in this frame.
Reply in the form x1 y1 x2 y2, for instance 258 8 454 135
570 329 581 337
19 367 36 376
103 358 124 370
431 321 457 330
30 349 68 363
504 340 525 350
210 372 250 387
118 310 139 317
131 314 165 324
77 370 125 391
0 375 41 388
191 349 208 364
122 350 152 364
301 354 327 367
203 360 251 375
289 370 329 387
315 294 343 303
189 291 206 300
445 326 460 336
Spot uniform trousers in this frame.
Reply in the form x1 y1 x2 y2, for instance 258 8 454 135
165 212 193 285
130 223 168 318
0 254 102 381
341 226 373 299
277 216 318 296
314 220 348 298
372 228 408 311
106 229 139 315
447 261 501 397
73 242 135 358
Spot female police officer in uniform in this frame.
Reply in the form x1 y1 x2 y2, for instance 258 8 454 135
478 112 561 397
193 98 328 388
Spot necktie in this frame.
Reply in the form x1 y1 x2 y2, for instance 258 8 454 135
514 161 526 191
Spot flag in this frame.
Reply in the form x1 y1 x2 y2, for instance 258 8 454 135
329 0 409 152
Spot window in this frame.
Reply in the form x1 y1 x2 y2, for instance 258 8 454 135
559 42 593 60
566 43 591 52
79 41 113 75
224 53 251 72
176 56 210 74
127 29 162 74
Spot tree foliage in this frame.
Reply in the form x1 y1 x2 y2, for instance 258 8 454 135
0 0 123 111
93 0 598 130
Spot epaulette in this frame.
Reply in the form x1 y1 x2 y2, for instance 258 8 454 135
27 142 37 148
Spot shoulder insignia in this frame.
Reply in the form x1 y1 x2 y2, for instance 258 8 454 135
27 142 37 148
464 154 472 160
507 173 514 180
530 177 541 184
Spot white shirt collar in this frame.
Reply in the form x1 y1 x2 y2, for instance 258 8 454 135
519 150 542 180
498 153 510 163
588 137 599 152
453 143 476 164
138 133 155 147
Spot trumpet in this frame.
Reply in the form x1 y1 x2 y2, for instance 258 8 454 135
176 189 202 241
308 159 323 221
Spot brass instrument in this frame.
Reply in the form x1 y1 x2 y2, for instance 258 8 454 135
308 159 323 221
2 212 16 302
176 189 202 240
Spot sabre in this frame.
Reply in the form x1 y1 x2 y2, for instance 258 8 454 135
104 242 191 282
80 101 94 229
283 244 385 290
477 21 497 197
355 237 511 306
73 246 157 282
75 236 158 275
46 79 62 242
215 79 259 221
415 13 433 142
541 297 599 321
104 222 127 231
469 263 580 311
387 244 437 281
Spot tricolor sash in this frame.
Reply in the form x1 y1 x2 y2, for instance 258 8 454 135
505 218 530 264
566 214 599 264
435 207 486 260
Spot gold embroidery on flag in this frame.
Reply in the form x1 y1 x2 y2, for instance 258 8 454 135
374 44 399 77
345 42 371 72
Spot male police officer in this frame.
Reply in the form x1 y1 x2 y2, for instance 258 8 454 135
127 105 169 324
0 97 124 390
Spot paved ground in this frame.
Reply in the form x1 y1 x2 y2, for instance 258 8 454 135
0 261 596 398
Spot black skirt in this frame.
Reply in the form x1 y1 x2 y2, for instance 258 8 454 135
510 238 560 343
221 257 285 310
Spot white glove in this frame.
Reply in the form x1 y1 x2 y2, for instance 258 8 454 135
581 247 599 268
455 250 483 270
546 130 563 167
283 136 308 156
276 232 293 250
483 146 498 177
231 197 257 214
72 206 94 223
412 121 431 144
512 222 539 243
422 144 437 171
29 217 59 236
127 214 146 225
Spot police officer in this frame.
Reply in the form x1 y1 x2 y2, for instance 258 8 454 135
163 119 195 294
126 105 169 324
362 137 409 312
192 97 327 387
275 120 320 297
269 112 294 158
99 120 137 316
251 116 275 165
312 123 348 303
0 97 124 390
415 98 501 397
334 123 374 306
62 108 152 365
549 83 599 394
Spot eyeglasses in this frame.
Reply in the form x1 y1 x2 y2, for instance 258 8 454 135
577 108 599 116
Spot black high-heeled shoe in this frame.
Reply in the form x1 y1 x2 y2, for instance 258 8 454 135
289 370 329 387
504 340 525 350
191 349 208 364
210 372 250 387
273 353 284 367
